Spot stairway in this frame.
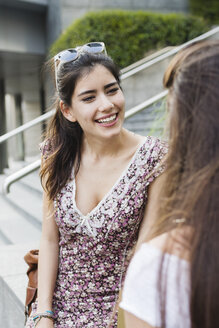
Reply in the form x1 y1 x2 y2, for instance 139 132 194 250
0 171 42 327
0 170 42 242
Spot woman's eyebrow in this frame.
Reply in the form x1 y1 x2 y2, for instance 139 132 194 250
78 89 96 97
77 82 118 97
104 82 118 90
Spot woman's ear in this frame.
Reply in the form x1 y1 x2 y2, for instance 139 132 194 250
60 100 77 122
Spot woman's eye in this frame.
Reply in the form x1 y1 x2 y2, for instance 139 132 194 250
108 87 119 94
82 96 95 102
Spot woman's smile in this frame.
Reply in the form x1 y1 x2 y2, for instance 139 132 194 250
95 113 119 127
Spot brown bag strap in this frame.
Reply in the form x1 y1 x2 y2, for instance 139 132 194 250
24 249 39 274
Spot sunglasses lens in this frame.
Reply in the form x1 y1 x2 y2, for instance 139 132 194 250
57 49 78 62
54 42 106 90
86 42 104 53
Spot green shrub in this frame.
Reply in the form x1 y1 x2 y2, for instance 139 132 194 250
50 10 209 68
189 0 219 23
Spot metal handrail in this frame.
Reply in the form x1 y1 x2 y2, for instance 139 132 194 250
0 109 55 144
1 26 219 145
2 90 167 194
125 90 168 119
2 26 219 193
3 159 41 194
121 26 219 80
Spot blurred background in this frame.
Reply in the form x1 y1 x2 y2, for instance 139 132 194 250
0 0 218 327
1 0 218 170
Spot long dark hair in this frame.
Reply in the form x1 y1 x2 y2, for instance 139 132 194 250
148 40 219 327
40 52 121 200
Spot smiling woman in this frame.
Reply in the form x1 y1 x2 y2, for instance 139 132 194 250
25 42 168 328
60 65 125 139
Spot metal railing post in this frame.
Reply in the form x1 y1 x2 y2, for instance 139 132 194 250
2 159 41 194
0 109 55 145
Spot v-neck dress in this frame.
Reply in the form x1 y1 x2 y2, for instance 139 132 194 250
27 136 167 328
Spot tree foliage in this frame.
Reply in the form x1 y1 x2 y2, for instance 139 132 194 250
50 10 209 68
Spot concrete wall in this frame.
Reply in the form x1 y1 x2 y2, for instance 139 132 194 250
5 95 24 163
122 57 171 111
47 0 62 46
122 29 219 136
0 5 46 54
60 0 189 30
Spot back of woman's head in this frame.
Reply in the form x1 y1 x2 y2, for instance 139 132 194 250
156 40 219 327
164 40 219 173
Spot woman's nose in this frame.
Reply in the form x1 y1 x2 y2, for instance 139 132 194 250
98 95 114 111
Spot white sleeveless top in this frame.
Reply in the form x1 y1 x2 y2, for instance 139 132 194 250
120 243 191 328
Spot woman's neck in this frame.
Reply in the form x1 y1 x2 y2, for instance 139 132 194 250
81 129 139 161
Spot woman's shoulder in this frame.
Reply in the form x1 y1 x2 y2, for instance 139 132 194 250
134 135 168 166
120 230 191 327
142 135 168 157
124 131 168 161
134 135 168 182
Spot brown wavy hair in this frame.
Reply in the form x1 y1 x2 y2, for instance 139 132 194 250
40 52 121 200
148 40 219 327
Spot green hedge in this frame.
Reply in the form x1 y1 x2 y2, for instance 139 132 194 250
50 10 209 69
189 0 219 23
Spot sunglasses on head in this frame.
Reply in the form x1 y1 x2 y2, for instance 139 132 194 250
54 42 107 90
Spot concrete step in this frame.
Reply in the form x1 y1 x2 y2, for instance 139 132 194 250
0 172 41 326
124 101 166 137
4 172 42 224
0 172 42 245
0 194 41 245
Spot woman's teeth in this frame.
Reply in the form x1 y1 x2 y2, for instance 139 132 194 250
97 114 117 123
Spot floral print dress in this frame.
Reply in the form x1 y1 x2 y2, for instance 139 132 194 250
26 136 167 328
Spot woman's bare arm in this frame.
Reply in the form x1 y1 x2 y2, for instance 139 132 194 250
135 173 165 252
124 311 156 328
37 191 59 314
